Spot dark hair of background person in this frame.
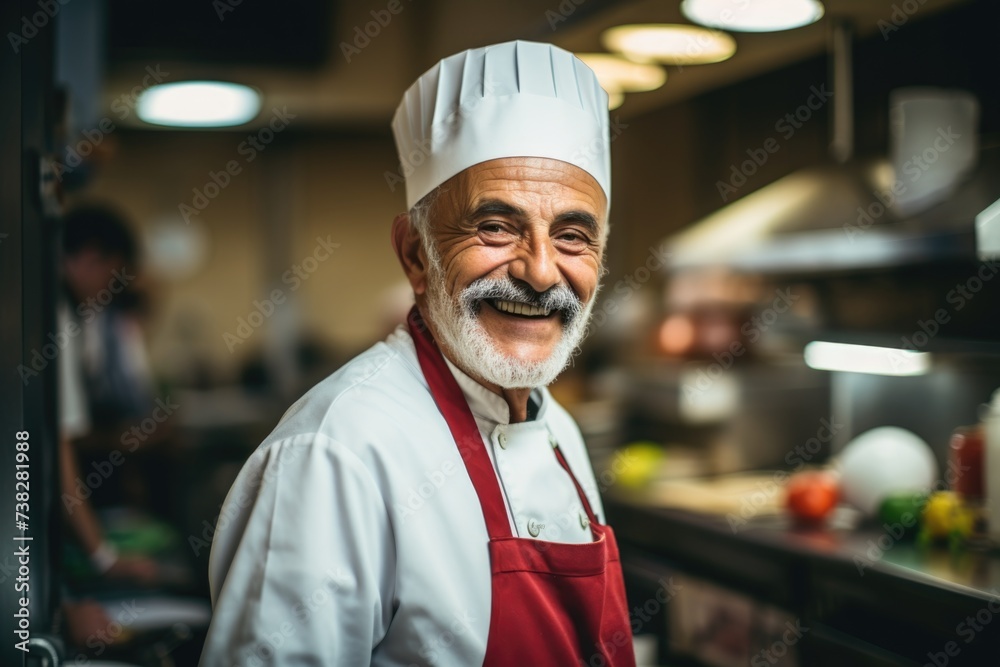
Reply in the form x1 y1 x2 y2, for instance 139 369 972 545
61 204 138 265
60 203 145 313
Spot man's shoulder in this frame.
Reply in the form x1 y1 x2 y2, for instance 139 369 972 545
274 328 428 440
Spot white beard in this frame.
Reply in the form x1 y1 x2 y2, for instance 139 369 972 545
422 237 598 390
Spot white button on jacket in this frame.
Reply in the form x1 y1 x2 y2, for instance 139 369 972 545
200 324 605 666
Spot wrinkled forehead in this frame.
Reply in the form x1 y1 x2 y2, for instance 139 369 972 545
442 157 609 226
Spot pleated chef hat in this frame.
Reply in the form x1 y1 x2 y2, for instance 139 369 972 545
391 40 611 211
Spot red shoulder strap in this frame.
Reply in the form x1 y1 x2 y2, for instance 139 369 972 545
407 307 514 538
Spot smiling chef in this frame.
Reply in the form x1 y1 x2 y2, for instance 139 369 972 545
200 40 635 667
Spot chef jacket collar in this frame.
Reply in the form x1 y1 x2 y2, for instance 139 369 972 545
441 348 546 426
389 323 547 425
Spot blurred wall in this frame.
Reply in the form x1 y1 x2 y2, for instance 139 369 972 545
73 0 997 387
76 130 408 383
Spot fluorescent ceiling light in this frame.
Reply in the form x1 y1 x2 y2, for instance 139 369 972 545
137 81 261 127
681 0 824 32
576 53 667 97
603 24 736 65
804 341 931 377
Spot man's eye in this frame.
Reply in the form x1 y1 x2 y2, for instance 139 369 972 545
479 223 504 234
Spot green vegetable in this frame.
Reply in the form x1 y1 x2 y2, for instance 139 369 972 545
877 492 926 537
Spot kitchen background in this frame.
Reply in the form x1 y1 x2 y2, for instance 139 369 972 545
2 0 999 665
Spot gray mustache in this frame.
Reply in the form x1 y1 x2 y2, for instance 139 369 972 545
460 276 583 322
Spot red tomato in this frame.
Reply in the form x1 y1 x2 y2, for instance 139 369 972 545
785 471 839 522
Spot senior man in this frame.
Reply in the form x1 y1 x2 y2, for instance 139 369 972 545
201 40 635 667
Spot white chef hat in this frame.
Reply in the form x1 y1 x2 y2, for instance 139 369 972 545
391 40 611 211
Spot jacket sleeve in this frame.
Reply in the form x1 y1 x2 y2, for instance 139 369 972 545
200 432 395 666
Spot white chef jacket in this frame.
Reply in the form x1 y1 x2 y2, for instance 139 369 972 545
57 303 90 439
201 324 605 667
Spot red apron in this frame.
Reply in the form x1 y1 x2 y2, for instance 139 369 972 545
407 306 636 667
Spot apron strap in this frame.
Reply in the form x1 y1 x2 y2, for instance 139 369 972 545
407 307 514 539
552 445 599 526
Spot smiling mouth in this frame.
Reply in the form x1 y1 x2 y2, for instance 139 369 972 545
484 299 554 319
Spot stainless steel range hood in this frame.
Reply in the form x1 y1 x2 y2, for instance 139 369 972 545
664 22 1000 275
666 147 1000 273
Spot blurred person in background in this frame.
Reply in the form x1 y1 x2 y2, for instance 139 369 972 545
56 204 170 653
202 41 635 667
58 204 163 578
61 205 156 447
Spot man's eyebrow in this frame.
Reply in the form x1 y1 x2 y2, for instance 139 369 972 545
467 199 526 221
554 210 599 236
467 199 601 236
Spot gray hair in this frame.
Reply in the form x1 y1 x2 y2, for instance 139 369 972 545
409 188 443 270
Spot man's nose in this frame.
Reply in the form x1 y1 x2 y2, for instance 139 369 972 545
508 236 561 294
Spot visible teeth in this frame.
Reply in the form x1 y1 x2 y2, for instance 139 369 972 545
493 299 551 317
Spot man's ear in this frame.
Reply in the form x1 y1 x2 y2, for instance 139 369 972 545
390 213 428 296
